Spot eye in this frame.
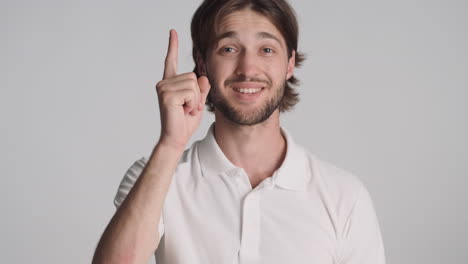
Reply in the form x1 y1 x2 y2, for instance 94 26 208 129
220 47 236 53
262 48 274 53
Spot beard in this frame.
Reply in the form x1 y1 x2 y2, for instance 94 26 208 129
209 75 286 126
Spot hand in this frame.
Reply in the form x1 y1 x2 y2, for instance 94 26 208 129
155 29 211 150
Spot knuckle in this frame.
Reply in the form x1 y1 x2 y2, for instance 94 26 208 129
156 80 165 91
187 72 197 81
189 82 199 100
189 79 197 89
189 79 199 90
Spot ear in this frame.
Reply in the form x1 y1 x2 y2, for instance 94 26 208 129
196 53 207 76
286 50 296 80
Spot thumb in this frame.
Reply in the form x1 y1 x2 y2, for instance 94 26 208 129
197 76 211 107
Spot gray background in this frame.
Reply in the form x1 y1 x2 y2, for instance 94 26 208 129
2 0 467 263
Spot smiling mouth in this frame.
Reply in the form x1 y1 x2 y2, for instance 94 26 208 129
233 87 264 94
231 81 266 94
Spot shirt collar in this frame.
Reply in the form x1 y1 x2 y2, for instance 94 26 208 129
197 122 312 191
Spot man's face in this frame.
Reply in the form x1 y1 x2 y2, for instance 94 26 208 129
202 8 295 126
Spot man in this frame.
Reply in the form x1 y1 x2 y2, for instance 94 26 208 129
93 0 386 263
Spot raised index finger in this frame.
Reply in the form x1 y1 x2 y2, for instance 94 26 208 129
163 29 179 79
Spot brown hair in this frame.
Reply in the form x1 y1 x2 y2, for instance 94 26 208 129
191 0 305 112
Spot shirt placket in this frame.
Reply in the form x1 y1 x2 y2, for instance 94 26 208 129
236 170 275 264
238 189 261 264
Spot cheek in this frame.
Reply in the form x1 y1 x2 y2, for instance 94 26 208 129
210 61 235 82
266 62 289 82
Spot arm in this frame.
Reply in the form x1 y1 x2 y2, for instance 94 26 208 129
92 29 210 264
92 143 184 264
338 186 386 264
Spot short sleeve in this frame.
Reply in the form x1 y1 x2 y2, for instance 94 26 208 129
338 185 386 264
113 157 165 241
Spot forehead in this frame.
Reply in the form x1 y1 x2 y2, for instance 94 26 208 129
216 8 284 42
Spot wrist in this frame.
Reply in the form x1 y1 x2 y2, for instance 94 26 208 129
156 138 186 154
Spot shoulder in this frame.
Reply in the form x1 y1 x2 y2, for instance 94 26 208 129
311 153 365 194
301 148 368 213
291 142 362 187
113 142 201 208
138 140 201 171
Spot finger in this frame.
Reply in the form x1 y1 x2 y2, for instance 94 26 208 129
165 89 196 115
181 90 196 116
163 78 200 109
198 76 211 110
163 29 178 79
161 72 197 85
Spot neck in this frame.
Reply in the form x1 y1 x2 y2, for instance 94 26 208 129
213 110 287 186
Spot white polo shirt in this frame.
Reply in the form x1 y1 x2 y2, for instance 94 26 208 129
114 123 386 264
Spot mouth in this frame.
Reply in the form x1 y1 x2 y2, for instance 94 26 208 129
230 82 266 102
232 87 265 94
231 82 266 95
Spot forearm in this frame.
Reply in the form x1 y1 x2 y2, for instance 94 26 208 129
92 143 184 264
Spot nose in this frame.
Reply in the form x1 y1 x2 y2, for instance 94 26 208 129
235 50 261 77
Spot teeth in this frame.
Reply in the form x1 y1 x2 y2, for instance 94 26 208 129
236 88 263 94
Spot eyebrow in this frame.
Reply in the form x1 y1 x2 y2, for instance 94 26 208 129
215 31 284 48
